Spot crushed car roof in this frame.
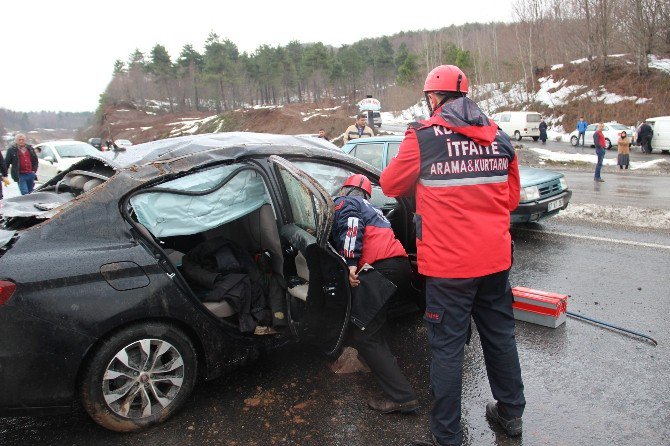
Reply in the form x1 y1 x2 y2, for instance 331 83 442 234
97 132 342 168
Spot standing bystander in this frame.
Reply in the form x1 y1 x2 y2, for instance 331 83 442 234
4 134 38 195
343 114 374 143
0 150 10 200
617 131 630 170
380 65 525 446
577 116 588 146
539 118 548 144
637 121 653 154
593 123 606 182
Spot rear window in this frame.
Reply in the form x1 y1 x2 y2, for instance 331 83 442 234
526 114 541 123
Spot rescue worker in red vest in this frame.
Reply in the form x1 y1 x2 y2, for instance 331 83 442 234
331 174 418 414
380 65 525 445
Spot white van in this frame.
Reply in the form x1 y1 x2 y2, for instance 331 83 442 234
491 111 542 141
646 116 670 153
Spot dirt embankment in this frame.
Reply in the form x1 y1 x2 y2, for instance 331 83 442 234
87 100 360 146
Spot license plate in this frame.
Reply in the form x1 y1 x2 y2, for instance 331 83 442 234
548 198 564 212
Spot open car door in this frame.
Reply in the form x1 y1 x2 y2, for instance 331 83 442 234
268 155 351 356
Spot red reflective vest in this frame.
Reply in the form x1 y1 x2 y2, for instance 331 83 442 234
380 97 520 279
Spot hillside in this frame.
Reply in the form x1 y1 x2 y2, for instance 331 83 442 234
86 54 670 146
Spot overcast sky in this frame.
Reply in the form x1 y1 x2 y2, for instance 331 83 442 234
0 0 513 113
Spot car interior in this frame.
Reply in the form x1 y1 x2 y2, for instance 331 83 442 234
127 159 420 336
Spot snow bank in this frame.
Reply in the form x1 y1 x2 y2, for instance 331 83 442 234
648 55 670 75
551 63 564 70
556 203 670 230
529 148 670 170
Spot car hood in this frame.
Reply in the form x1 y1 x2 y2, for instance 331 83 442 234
519 166 562 187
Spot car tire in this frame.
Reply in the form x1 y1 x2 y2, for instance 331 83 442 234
532 136 539 142
605 138 612 150
79 322 198 432
570 136 579 146
514 131 522 141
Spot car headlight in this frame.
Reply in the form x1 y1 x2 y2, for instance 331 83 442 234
559 177 567 191
520 185 540 202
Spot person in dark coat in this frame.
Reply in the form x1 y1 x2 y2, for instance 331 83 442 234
539 118 548 144
0 149 10 200
4 133 38 195
637 122 653 154
331 174 418 415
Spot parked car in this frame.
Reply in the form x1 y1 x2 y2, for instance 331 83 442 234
34 140 100 183
342 135 572 224
0 132 422 431
491 111 542 141
569 122 634 150
643 117 670 153
88 137 102 149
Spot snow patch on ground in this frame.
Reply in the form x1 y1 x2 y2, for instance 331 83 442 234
648 55 670 74
556 203 670 230
380 101 429 125
551 63 564 70
570 57 589 65
168 115 219 136
529 148 669 170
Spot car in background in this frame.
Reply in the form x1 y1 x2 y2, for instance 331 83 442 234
88 137 102 149
342 135 572 224
491 111 542 141
569 122 634 150
34 140 100 183
114 139 133 149
0 132 422 431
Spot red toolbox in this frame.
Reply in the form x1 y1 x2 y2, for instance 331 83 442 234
512 287 568 328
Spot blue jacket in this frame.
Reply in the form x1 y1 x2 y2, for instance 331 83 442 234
331 195 406 268
577 120 588 133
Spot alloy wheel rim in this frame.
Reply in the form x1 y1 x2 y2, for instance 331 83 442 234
102 338 184 419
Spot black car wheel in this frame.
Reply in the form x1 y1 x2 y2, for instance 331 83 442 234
605 138 612 150
79 322 197 432
570 136 579 146
514 131 522 141
532 136 539 141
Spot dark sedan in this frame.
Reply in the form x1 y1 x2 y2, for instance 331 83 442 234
0 133 420 432
342 135 572 224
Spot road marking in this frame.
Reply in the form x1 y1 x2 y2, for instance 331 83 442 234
515 227 670 250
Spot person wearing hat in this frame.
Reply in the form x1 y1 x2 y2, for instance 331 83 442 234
380 65 525 445
331 173 418 414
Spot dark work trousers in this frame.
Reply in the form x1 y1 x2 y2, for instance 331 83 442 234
349 257 417 404
425 269 525 446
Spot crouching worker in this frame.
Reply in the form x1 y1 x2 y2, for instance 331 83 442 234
331 174 418 414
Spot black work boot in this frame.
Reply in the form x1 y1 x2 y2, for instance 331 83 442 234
410 433 459 446
486 401 522 437
367 397 419 414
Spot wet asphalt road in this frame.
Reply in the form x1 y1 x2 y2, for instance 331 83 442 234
2 217 669 445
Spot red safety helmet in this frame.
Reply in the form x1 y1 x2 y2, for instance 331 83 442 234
423 65 469 95
343 174 372 197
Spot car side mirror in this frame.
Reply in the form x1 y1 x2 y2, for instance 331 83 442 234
44 156 54 163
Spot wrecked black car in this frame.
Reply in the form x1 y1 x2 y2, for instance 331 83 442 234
0 132 421 431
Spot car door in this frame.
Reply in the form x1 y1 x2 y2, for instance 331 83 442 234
268 155 351 355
